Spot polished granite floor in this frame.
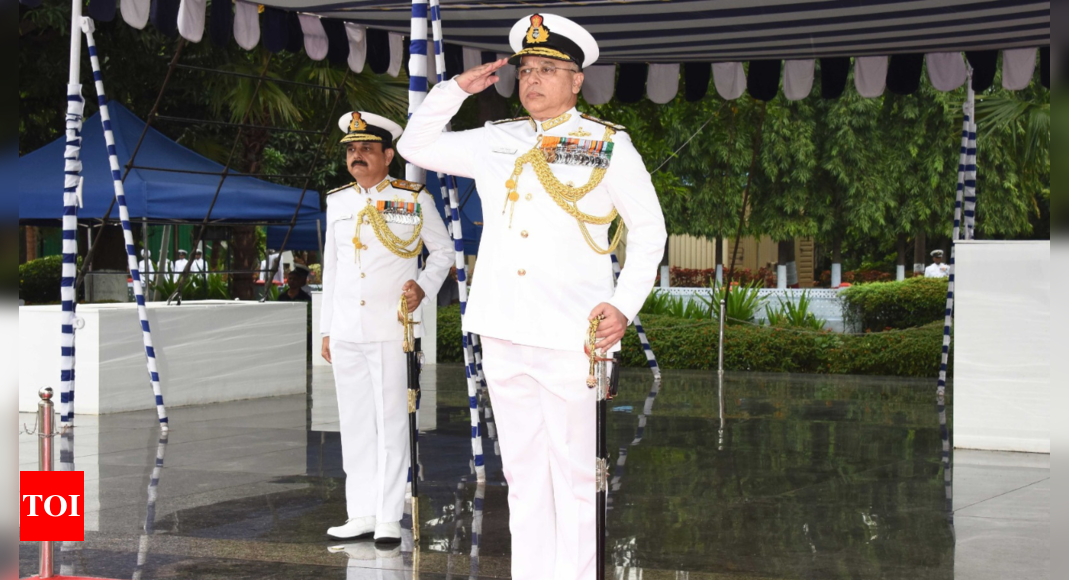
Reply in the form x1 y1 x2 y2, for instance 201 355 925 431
17 367 1049 580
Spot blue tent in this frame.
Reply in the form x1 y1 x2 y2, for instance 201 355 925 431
18 103 318 224
267 173 484 255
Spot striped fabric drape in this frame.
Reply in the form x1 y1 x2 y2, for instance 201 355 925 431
937 71 976 403
59 82 84 425
82 17 170 428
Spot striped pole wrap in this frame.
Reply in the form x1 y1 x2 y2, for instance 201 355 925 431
133 433 168 580
961 98 978 241
937 73 975 401
82 18 169 428
424 0 486 481
404 0 431 489
59 84 84 425
607 380 663 512
610 254 661 379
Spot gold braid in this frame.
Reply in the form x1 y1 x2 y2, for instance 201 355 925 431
355 204 424 260
504 127 624 255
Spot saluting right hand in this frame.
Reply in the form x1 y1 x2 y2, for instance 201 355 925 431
456 59 509 95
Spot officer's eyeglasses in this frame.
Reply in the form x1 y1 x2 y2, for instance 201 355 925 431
518 65 580 79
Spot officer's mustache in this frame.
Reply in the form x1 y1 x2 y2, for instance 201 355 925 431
351 159 368 168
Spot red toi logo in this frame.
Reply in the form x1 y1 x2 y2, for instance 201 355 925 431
20 471 85 542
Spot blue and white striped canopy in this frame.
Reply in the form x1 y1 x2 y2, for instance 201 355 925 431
266 0 1050 62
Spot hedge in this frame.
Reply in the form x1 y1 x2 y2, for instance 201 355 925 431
840 277 949 332
437 304 951 378
20 255 74 305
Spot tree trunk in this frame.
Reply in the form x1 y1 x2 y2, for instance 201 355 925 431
24 226 37 263
229 127 272 300
831 236 843 288
715 236 724 284
896 233 907 281
777 240 794 289
913 230 927 275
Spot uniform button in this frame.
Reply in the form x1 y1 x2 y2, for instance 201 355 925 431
518 269 526 277
360 273 366 279
521 230 529 238
525 193 533 201
360 300 366 306
361 245 368 250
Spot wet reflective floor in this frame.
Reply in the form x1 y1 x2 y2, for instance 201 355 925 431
18 367 1049 579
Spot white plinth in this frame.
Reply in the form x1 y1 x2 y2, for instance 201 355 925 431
19 301 307 415
954 241 1049 453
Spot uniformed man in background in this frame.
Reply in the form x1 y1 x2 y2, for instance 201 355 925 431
925 249 950 278
321 111 453 544
398 13 667 580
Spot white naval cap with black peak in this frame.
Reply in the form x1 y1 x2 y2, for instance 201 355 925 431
508 13 600 69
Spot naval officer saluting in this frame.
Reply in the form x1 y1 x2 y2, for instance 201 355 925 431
321 111 453 544
398 14 667 580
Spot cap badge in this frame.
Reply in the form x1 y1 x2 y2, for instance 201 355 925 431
348 112 367 133
526 14 550 44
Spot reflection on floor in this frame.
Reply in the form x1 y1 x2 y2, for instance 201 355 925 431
18 367 1049 580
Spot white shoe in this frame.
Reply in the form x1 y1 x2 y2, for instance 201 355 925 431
327 516 376 540
373 521 402 544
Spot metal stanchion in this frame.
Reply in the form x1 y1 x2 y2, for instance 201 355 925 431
38 387 56 579
718 299 726 376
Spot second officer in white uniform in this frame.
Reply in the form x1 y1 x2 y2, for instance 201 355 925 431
321 111 453 544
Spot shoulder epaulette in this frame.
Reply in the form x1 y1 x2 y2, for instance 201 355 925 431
491 116 532 125
327 183 356 195
391 179 424 193
580 113 626 132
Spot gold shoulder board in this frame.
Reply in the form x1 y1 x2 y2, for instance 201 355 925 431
580 113 626 132
327 183 357 195
491 116 533 125
391 179 424 193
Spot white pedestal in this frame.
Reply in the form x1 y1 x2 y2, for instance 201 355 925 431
19 301 307 415
954 241 1049 453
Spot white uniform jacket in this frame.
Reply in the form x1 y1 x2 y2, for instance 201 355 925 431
925 263 950 278
398 80 667 353
321 177 453 344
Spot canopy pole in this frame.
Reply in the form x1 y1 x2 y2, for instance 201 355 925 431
58 0 86 425
82 17 169 429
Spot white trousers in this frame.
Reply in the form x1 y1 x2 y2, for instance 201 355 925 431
331 339 410 523
481 337 597 580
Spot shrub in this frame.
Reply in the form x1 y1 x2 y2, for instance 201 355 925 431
697 281 764 326
20 256 76 305
437 303 465 363
840 277 949 332
437 305 952 378
765 291 826 331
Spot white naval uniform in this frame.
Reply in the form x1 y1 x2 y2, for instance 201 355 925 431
398 80 667 580
925 262 950 278
321 176 453 524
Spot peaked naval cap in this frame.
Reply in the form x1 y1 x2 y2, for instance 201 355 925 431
508 13 600 69
338 111 404 146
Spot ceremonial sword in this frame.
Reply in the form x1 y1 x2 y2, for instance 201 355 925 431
588 318 621 580
400 294 421 575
